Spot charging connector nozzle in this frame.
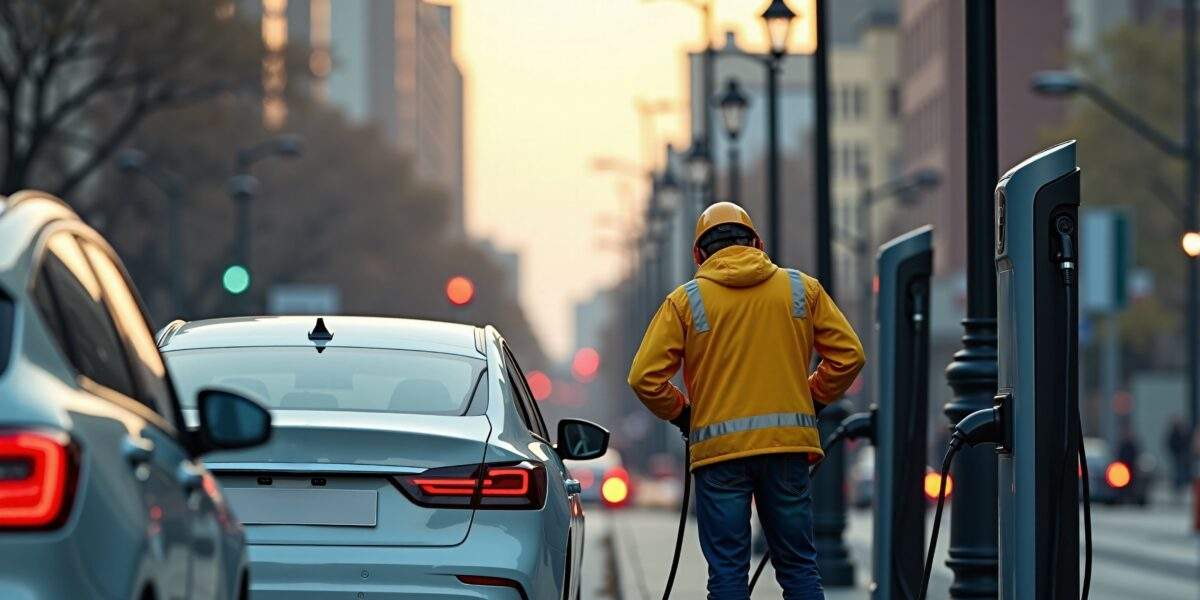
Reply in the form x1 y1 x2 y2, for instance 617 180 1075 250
952 406 1004 448
836 411 875 443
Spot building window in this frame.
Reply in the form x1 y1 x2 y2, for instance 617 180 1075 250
853 86 866 119
888 84 901 118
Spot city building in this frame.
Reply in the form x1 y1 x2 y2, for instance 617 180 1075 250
245 0 466 237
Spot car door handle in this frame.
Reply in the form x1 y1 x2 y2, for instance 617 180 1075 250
565 479 582 495
176 463 204 493
122 436 156 466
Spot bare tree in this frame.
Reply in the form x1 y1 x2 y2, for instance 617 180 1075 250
0 0 264 196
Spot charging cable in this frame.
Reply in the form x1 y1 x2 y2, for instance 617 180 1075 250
1048 215 1092 600
917 406 1002 600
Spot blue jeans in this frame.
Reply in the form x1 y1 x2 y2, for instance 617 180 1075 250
693 453 824 600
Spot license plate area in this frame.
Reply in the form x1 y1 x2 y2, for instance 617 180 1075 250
225 488 379 526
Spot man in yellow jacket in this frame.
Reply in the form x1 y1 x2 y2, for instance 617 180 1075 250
628 202 865 599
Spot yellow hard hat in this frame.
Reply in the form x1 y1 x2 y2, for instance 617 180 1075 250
693 202 762 264
694 202 760 246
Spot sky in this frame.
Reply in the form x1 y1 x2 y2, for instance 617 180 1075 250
447 0 807 361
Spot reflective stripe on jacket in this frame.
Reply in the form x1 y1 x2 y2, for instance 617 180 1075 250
627 245 866 470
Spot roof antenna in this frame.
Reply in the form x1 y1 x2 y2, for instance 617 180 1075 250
308 317 333 342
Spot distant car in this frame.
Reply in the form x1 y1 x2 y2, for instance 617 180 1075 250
0 190 271 600
566 449 632 508
159 316 609 600
849 446 874 509
1084 437 1152 506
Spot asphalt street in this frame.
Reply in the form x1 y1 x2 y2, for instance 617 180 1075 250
580 502 1200 599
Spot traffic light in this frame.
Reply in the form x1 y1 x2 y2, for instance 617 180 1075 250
222 265 250 295
445 275 475 306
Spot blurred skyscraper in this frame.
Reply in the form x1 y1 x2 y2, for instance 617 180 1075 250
245 0 465 236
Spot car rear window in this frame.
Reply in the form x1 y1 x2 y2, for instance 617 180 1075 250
0 290 12 375
165 347 485 415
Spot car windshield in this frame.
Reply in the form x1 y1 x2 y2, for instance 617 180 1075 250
165 347 485 415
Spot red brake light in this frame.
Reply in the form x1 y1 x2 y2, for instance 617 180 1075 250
397 462 546 509
1105 462 1132 489
0 431 75 529
457 575 529 599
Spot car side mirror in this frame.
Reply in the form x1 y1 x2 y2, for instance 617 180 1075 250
556 418 609 461
194 388 272 455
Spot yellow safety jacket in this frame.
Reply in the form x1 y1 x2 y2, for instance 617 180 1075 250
627 245 866 470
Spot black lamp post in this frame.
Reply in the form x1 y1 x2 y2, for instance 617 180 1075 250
717 78 749 205
760 0 795 263
116 149 187 318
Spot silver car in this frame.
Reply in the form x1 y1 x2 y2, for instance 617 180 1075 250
0 190 272 600
159 315 609 600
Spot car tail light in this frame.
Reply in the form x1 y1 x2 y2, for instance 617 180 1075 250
924 470 954 501
457 575 528 600
0 431 76 529
1105 461 1132 489
600 466 631 507
395 462 546 510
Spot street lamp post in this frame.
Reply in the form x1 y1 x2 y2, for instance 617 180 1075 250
116 149 187 318
227 134 303 309
717 78 748 205
761 0 795 264
942 0 1000 596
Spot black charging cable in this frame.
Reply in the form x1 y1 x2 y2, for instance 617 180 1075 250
1051 216 1099 600
660 435 690 600
917 406 1002 600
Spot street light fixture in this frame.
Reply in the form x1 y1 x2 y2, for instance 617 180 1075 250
761 0 797 58
718 77 749 205
718 78 749 139
1029 70 1083 96
1184 231 1200 257
658 167 683 213
686 137 713 191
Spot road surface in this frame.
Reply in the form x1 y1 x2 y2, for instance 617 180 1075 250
581 502 1199 599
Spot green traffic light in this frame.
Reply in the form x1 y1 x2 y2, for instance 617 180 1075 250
222 265 251 295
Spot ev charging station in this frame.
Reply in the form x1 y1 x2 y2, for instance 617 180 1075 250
994 140 1081 600
870 226 933 599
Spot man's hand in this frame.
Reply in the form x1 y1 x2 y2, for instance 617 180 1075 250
670 404 692 438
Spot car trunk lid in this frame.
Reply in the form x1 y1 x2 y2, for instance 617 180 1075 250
203 410 491 547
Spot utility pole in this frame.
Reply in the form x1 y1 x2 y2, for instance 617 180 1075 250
943 0 1000 597
1183 0 1199 461
808 0 856 587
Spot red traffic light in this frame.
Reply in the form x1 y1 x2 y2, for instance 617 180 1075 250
446 276 475 306
526 370 552 401
571 347 601 382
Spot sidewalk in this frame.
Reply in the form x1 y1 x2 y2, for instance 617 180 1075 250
605 507 954 600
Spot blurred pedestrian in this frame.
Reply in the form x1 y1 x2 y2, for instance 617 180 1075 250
1165 415 1192 503
628 203 865 600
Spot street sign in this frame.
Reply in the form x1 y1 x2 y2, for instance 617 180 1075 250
1080 209 1130 314
267 284 340 315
